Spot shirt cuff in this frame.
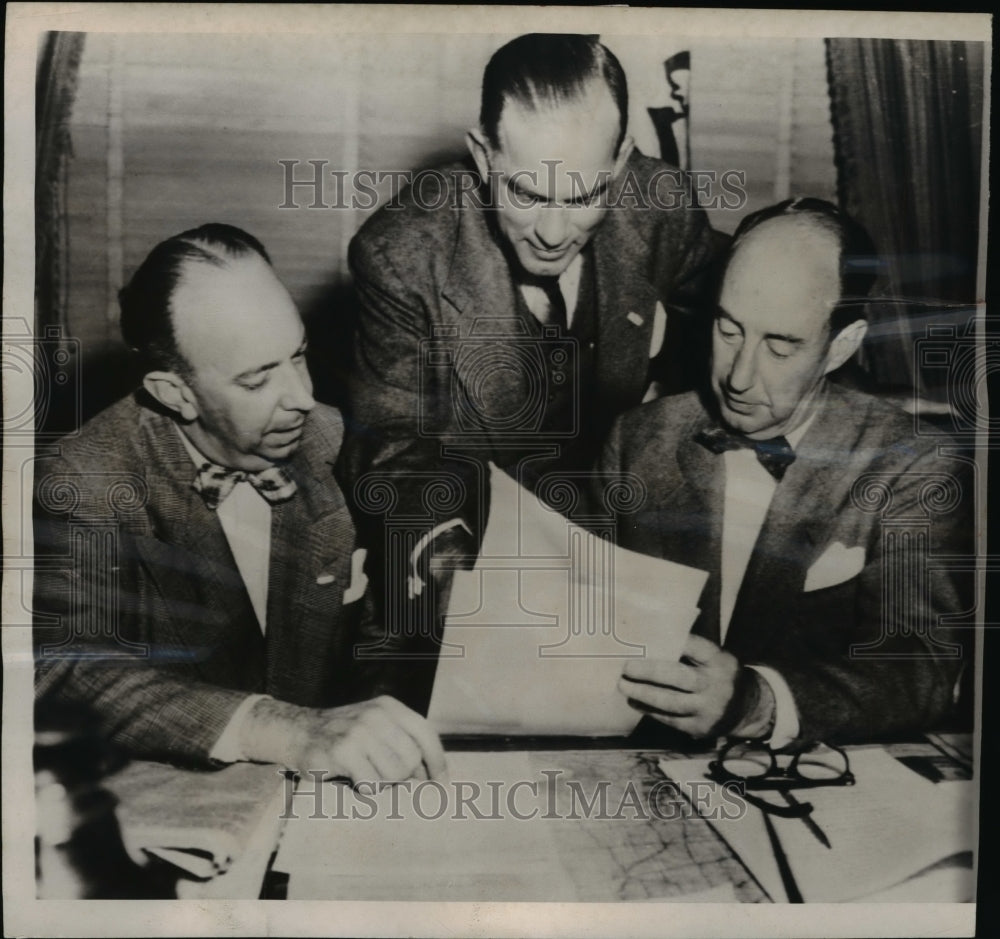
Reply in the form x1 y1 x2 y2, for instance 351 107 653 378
407 517 473 598
208 693 271 763
748 665 800 749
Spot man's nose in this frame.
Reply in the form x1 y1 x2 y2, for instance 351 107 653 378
533 206 570 248
727 342 757 394
282 365 316 412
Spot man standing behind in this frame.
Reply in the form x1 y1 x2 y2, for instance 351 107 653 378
345 33 720 550
34 224 445 782
599 200 972 745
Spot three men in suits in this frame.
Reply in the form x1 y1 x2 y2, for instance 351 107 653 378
345 33 720 550
33 224 445 781
601 199 972 745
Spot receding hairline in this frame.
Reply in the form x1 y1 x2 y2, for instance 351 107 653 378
728 214 842 277
174 239 269 278
491 77 622 147
722 216 844 324
167 251 288 362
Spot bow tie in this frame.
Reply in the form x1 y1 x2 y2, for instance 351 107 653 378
192 461 297 510
695 426 796 481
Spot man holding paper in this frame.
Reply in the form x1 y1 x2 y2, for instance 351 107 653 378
599 199 973 746
33 224 445 783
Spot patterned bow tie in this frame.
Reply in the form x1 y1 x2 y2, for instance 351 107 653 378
192 461 297 510
695 426 796 481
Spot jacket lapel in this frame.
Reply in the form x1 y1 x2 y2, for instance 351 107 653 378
134 406 266 682
592 196 661 410
670 428 727 642
725 385 856 654
439 201 536 455
264 416 354 692
441 198 517 325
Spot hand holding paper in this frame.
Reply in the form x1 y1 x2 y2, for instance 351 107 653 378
620 635 741 736
620 636 778 738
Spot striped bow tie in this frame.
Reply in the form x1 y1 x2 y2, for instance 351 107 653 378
192 461 297 510
695 426 796 481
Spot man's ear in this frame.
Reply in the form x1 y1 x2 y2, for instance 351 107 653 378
142 370 198 422
824 319 868 375
466 128 492 183
612 134 636 179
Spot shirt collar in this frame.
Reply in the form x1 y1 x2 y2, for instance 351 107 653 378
175 423 209 468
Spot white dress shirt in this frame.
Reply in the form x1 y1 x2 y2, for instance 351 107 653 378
518 252 584 327
177 428 271 761
720 417 814 747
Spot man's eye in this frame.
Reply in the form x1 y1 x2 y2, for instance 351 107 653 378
716 321 740 339
767 342 794 359
240 376 269 391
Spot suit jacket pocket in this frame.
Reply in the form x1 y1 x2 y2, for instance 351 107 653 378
790 576 864 653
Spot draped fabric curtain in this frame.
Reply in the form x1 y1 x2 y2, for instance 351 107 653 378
826 39 984 399
36 31 86 332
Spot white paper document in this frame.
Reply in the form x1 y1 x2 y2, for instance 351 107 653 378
273 751 578 901
428 465 709 735
659 748 976 903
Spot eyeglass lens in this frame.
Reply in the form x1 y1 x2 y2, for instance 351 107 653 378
794 744 849 780
721 742 849 781
720 742 773 778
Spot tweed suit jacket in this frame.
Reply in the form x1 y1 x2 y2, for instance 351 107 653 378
597 383 974 744
34 394 386 766
343 152 721 536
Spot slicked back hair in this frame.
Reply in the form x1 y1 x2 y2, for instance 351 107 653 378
480 33 628 153
119 223 271 375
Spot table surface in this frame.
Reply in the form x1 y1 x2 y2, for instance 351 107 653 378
261 733 973 903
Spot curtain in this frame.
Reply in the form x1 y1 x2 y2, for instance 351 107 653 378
36 31 86 332
826 39 984 400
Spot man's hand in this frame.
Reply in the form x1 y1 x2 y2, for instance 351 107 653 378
618 635 774 739
238 694 447 784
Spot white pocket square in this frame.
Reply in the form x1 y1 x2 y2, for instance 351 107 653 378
804 542 866 592
342 548 369 604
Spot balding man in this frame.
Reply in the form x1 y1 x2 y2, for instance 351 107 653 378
33 224 445 782
599 199 972 746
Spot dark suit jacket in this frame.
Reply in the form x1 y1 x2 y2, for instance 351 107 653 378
597 384 974 744
33 395 387 766
344 152 721 538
